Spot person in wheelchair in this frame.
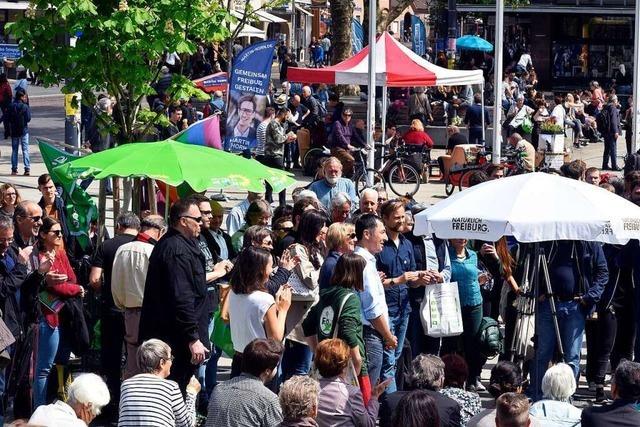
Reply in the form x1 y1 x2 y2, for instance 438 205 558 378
402 119 434 152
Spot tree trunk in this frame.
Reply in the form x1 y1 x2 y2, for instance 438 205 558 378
329 0 353 64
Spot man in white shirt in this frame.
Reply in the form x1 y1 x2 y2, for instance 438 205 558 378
226 191 264 235
516 50 533 75
354 213 398 388
111 215 166 379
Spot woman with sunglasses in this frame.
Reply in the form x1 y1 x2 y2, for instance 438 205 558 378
318 222 356 290
0 183 21 220
32 217 85 409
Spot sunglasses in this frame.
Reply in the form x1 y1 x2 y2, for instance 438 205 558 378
181 215 202 223
348 233 357 239
22 215 42 222
49 230 63 236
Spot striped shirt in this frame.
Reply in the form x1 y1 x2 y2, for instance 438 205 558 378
118 374 196 427
255 119 270 156
206 374 282 427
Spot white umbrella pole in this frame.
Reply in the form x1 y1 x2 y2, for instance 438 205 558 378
381 84 387 158
366 0 377 180
165 185 169 220
481 82 486 144
632 0 640 153
492 0 504 164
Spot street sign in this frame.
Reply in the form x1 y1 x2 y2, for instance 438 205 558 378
0 44 21 59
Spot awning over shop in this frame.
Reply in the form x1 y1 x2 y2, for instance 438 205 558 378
0 1 29 10
231 22 266 39
255 10 287 23
295 5 313 16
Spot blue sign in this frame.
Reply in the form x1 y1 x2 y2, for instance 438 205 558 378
411 16 426 57
0 44 21 59
351 18 364 54
225 40 277 153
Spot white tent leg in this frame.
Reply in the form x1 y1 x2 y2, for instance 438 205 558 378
481 83 486 145
366 0 377 181
492 0 504 165
381 85 387 159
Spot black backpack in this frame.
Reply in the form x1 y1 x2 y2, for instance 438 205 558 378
624 151 640 175
476 316 503 358
597 106 611 134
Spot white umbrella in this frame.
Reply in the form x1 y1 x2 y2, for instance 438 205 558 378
414 172 640 244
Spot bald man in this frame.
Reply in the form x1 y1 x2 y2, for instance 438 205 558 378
359 188 378 215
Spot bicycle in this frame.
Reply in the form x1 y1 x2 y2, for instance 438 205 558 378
375 141 423 197
352 148 386 194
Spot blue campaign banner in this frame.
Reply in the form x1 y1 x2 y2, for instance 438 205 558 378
411 16 426 56
0 44 21 59
225 40 277 153
351 18 364 54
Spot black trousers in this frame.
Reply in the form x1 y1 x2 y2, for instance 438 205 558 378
168 344 198 395
258 155 286 206
612 301 635 369
100 307 124 413
585 309 617 384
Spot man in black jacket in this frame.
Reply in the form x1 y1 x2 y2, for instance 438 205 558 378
380 354 461 427
581 360 640 426
139 198 210 393
601 94 622 171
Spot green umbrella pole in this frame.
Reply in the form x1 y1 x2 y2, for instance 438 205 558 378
165 184 169 220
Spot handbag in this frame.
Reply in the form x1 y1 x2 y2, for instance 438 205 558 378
420 281 464 338
287 244 320 302
521 116 534 134
310 293 359 386
211 309 235 358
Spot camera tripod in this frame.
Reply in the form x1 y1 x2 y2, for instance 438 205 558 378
509 242 565 368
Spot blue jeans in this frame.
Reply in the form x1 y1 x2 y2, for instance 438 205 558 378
529 300 586 401
280 340 312 382
198 317 222 402
363 326 384 387
382 309 410 393
34 320 59 409
11 134 29 172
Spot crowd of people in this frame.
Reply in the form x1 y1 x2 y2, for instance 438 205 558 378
0 147 637 427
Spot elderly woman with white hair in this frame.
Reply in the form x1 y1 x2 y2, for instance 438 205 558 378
29 373 110 426
278 375 320 426
118 339 200 427
329 192 352 224
529 363 582 426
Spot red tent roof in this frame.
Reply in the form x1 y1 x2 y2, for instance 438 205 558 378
288 32 484 87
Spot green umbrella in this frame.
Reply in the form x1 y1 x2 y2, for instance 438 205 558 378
53 140 295 193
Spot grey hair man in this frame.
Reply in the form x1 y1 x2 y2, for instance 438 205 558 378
330 192 352 224
112 214 167 379
279 375 320 423
379 353 462 426
13 200 43 248
359 188 378 215
29 373 110 426
529 363 581 425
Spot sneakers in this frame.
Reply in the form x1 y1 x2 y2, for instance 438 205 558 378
595 386 609 403
475 378 486 392
23 169 30 176
10 170 17 176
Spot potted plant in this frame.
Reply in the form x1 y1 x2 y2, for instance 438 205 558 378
538 120 565 153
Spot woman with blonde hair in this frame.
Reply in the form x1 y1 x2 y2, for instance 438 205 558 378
0 183 21 220
318 222 356 289
403 119 434 149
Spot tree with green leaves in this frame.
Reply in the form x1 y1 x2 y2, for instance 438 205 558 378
9 0 231 143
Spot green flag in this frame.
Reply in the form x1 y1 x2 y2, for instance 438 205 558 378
38 139 97 251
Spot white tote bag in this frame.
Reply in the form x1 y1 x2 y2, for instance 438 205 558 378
420 281 464 338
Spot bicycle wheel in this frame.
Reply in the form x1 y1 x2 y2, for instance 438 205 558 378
354 169 386 194
302 148 327 177
387 162 421 197
459 170 475 191
444 178 455 196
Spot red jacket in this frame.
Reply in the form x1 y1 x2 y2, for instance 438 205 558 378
39 248 81 328
403 129 434 148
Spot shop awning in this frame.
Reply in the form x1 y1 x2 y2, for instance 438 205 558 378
0 1 29 10
255 10 287 23
295 5 313 16
231 22 266 39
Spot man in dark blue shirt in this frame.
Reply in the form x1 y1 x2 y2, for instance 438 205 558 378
528 240 608 402
376 200 422 394
463 93 490 145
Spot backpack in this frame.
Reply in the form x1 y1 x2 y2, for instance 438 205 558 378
476 316 503 358
316 98 327 118
624 151 640 175
596 106 611 134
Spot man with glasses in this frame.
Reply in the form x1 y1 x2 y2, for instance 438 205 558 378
139 198 211 394
189 195 234 412
37 174 73 253
229 95 258 140
13 200 43 250
329 107 366 177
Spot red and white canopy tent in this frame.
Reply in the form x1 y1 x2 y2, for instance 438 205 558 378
288 32 486 145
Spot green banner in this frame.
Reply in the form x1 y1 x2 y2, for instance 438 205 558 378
38 139 97 251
